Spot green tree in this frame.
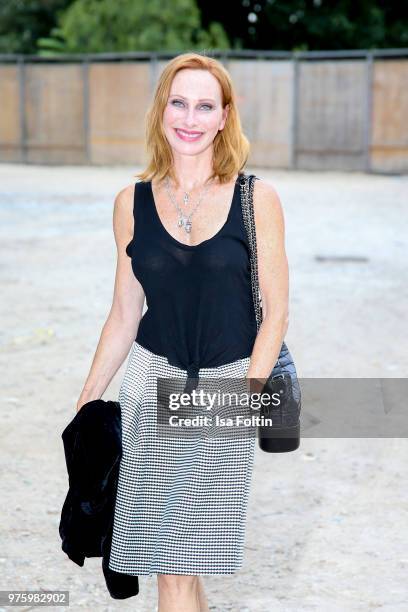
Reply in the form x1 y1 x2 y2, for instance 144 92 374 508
198 1 408 51
257 0 389 51
37 0 230 55
0 0 72 54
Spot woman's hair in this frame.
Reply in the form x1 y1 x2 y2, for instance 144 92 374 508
135 52 250 186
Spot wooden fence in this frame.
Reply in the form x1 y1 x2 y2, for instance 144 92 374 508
0 49 407 173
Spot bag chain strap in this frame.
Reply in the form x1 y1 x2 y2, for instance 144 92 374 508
239 174 262 331
239 173 283 373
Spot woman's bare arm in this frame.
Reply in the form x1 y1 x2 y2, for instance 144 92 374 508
76 183 146 411
246 179 289 392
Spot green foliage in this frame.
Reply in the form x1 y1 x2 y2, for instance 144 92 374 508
36 0 230 55
252 0 408 51
1 0 406 56
37 27 68 56
0 0 72 54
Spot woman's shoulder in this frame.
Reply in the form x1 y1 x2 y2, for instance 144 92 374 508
114 182 136 211
251 176 283 211
112 182 137 246
250 176 285 237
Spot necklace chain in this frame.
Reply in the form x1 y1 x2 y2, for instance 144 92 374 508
164 175 215 233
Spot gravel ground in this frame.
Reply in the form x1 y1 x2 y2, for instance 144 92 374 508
0 163 407 612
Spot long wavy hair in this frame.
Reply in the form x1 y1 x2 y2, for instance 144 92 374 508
135 52 250 186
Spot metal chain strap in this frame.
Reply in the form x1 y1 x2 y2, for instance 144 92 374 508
239 173 283 371
239 173 262 332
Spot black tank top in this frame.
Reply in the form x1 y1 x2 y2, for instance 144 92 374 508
125 175 258 393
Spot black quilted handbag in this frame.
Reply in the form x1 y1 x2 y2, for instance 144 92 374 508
238 173 302 453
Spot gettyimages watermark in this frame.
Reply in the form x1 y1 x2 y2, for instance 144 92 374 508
154 374 280 439
147 376 408 439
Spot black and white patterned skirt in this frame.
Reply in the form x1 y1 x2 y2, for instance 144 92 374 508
108 341 255 577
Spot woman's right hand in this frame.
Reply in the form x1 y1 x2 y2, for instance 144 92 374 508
73 184 144 416
76 396 93 413
76 400 85 413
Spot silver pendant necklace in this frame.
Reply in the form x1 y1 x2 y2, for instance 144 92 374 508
164 175 214 234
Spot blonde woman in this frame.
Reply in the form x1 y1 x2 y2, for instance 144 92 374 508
77 52 288 612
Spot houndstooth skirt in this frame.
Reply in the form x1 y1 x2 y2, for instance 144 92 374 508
108 341 255 577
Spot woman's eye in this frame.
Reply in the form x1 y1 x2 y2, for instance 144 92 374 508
171 100 213 110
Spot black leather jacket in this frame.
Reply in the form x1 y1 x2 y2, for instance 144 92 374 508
59 399 139 599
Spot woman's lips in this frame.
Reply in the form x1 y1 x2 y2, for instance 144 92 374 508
174 128 204 142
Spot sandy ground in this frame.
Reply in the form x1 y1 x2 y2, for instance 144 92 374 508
0 163 407 612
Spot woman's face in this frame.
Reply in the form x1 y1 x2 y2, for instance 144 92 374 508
162 68 229 157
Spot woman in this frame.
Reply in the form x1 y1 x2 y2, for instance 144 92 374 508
76 52 288 612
